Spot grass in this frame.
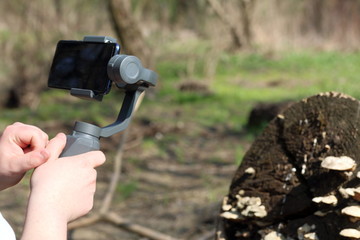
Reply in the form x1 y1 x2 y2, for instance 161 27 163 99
0 47 358 134
151 49 360 133
1 43 360 168
1 42 360 210
116 180 138 200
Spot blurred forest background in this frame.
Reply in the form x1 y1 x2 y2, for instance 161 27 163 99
1 0 360 239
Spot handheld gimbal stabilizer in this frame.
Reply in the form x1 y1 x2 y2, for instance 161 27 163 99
48 36 157 157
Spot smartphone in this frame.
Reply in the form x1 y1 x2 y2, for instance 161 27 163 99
48 40 120 95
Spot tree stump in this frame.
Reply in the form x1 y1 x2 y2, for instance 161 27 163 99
217 92 360 240
246 101 294 129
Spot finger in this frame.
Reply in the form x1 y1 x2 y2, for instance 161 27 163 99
45 133 67 160
10 123 49 150
15 149 50 171
80 151 106 168
13 123 48 148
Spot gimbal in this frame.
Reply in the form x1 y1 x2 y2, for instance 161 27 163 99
59 36 157 157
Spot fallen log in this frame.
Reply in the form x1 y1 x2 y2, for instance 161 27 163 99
217 92 360 240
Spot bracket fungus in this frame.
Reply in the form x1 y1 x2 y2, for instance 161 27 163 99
263 231 284 240
221 196 232 211
339 187 360 201
220 211 242 220
312 195 338 206
339 228 360 239
236 195 267 218
297 224 317 240
244 167 256 175
304 232 319 240
341 206 360 222
321 156 356 171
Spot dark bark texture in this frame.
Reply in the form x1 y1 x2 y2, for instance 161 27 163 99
217 92 360 240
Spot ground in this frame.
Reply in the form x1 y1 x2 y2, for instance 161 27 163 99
0 110 251 240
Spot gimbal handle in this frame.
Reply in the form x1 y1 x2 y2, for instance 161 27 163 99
60 86 148 157
60 123 101 157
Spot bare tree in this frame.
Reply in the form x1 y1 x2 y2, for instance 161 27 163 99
301 0 324 34
206 0 256 49
239 0 256 47
206 0 243 49
107 0 154 68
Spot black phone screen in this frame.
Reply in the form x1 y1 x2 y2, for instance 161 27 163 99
48 40 119 95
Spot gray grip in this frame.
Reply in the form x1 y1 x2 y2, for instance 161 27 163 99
60 135 100 157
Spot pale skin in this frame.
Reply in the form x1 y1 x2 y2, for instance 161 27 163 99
0 122 105 240
0 122 50 191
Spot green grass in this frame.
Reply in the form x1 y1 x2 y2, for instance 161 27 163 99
151 50 360 133
216 51 360 98
1 45 360 160
116 180 138 200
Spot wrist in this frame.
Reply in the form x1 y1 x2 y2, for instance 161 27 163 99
21 191 68 240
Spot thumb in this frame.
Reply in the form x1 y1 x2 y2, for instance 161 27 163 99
46 133 67 160
16 149 50 172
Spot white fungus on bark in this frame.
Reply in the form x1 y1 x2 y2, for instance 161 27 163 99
220 211 242 220
321 156 356 171
339 187 360 201
297 224 316 240
304 232 319 240
263 231 284 240
245 167 256 175
339 228 360 239
221 196 232 211
312 195 338 206
221 190 268 220
236 195 268 218
341 206 360 221
277 114 285 120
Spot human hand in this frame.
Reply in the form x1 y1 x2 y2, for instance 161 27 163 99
0 122 49 190
27 132 105 222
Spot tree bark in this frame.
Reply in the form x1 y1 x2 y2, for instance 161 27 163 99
206 0 243 49
217 92 360 240
239 0 255 47
107 0 154 68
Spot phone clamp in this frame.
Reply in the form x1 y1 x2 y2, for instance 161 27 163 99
69 36 119 101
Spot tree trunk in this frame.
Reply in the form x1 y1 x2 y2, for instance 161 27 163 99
239 0 255 47
217 92 360 240
206 0 243 49
301 0 324 35
107 0 154 68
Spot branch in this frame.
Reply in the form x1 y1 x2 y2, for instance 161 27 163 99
68 215 101 230
99 129 128 214
104 212 183 240
100 92 143 214
67 93 180 239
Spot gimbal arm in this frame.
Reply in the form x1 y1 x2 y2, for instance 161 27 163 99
60 38 157 157
60 87 145 157
100 87 145 138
